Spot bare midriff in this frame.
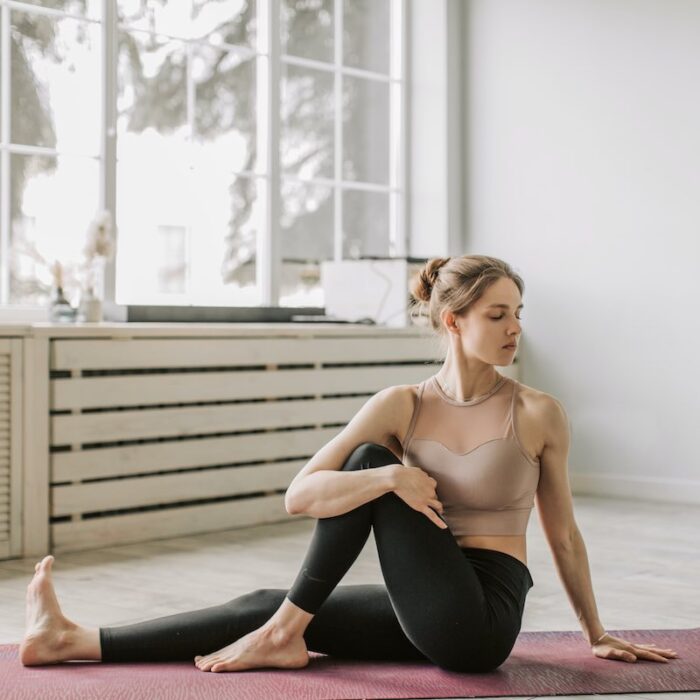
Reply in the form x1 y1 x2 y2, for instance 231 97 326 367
454 534 528 568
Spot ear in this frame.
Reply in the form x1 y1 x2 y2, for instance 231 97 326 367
441 309 460 335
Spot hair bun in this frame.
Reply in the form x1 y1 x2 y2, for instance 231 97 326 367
410 257 451 303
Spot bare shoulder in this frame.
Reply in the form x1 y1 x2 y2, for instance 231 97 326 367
378 381 423 457
514 380 568 456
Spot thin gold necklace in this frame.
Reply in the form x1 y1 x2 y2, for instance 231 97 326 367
438 373 502 402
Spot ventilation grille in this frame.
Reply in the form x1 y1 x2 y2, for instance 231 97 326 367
49 332 443 553
0 339 21 561
0 352 11 551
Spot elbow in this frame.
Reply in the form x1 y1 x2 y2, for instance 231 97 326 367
284 489 305 515
554 527 580 552
284 496 299 515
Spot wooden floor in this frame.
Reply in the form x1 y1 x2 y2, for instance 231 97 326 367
1 494 698 700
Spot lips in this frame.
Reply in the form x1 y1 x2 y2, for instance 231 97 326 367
503 344 517 349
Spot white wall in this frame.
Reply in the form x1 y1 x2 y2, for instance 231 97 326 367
463 0 700 503
408 0 463 257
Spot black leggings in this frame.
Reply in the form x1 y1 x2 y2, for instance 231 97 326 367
100 443 534 673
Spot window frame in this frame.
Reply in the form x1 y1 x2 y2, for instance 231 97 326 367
0 0 408 319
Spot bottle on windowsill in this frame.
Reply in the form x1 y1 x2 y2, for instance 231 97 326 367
49 285 77 323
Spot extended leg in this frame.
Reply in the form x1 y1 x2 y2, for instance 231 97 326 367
101 583 426 663
105 443 502 671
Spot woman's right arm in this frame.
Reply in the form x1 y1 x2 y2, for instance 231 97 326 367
283 385 409 519
285 384 447 528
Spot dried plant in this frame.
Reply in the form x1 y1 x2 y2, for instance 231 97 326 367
84 209 115 263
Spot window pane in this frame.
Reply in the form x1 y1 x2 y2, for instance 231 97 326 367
117 161 262 306
116 29 188 161
116 160 192 304
281 65 334 179
281 0 333 63
343 0 390 74
343 76 389 184
192 46 256 173
0 15 3 139
189 171 262 305
9 153 99 306
342 190 389 258
15 1 101 20
279 179 332 308
191 0 256 45
11 10 101 154
155 224 187 294
118 0 256 46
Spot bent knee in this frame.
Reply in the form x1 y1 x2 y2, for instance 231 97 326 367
344 442 400 471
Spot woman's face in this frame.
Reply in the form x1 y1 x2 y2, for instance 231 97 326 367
443 277 523 364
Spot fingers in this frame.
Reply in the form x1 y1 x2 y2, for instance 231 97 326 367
424 507 448 528
605 648 637 662
430 498 444 514
599 647 679 663
636 649 670 663
632 643 678 658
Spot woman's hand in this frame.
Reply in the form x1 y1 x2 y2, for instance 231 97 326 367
591 633 679 663
393 466 447 529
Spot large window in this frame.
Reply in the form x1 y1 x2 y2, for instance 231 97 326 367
0 0 405 310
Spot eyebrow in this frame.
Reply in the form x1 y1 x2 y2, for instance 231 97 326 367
487 304 524 309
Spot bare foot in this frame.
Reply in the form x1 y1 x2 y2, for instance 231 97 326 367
194 623 310 672
20 555 78 666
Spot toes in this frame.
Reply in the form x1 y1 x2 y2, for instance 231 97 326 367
199 657 219 671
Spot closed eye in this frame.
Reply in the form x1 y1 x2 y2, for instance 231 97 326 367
492 315 522 321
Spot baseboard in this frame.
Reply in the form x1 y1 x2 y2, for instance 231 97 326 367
570 470 700 506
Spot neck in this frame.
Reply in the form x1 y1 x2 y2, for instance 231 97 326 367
435 359 501 402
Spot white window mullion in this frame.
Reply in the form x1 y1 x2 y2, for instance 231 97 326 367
185 38 196 298
258 0 280 305
333 0 342 261
102 0 118 304
0 2 11 303
390 0 407 258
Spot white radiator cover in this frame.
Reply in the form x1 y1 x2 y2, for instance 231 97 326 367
0 323 520 558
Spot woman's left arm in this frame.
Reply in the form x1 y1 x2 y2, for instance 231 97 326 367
534 395 679 663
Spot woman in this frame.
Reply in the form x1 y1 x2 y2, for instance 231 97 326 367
20 255 678 672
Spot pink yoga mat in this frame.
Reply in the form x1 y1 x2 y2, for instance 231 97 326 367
2 627 698 700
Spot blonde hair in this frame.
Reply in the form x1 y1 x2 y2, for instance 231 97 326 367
409 254 525 358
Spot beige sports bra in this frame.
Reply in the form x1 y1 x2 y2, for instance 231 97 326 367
402 374 540 537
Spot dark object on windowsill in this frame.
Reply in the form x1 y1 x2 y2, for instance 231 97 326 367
49 286 77 323
290 315 376 324
117 305 330 324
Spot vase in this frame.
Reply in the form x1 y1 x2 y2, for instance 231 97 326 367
79 294 103 323
49 286 77 323
78 258 106 322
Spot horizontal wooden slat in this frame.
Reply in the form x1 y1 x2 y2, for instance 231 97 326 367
52 427 339 482
51 335 439 371
52 460 303 517
51 364 434 410
51 494 293 552
51 396 366 445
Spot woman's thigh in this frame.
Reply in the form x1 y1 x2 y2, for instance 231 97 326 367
349 443 500 671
